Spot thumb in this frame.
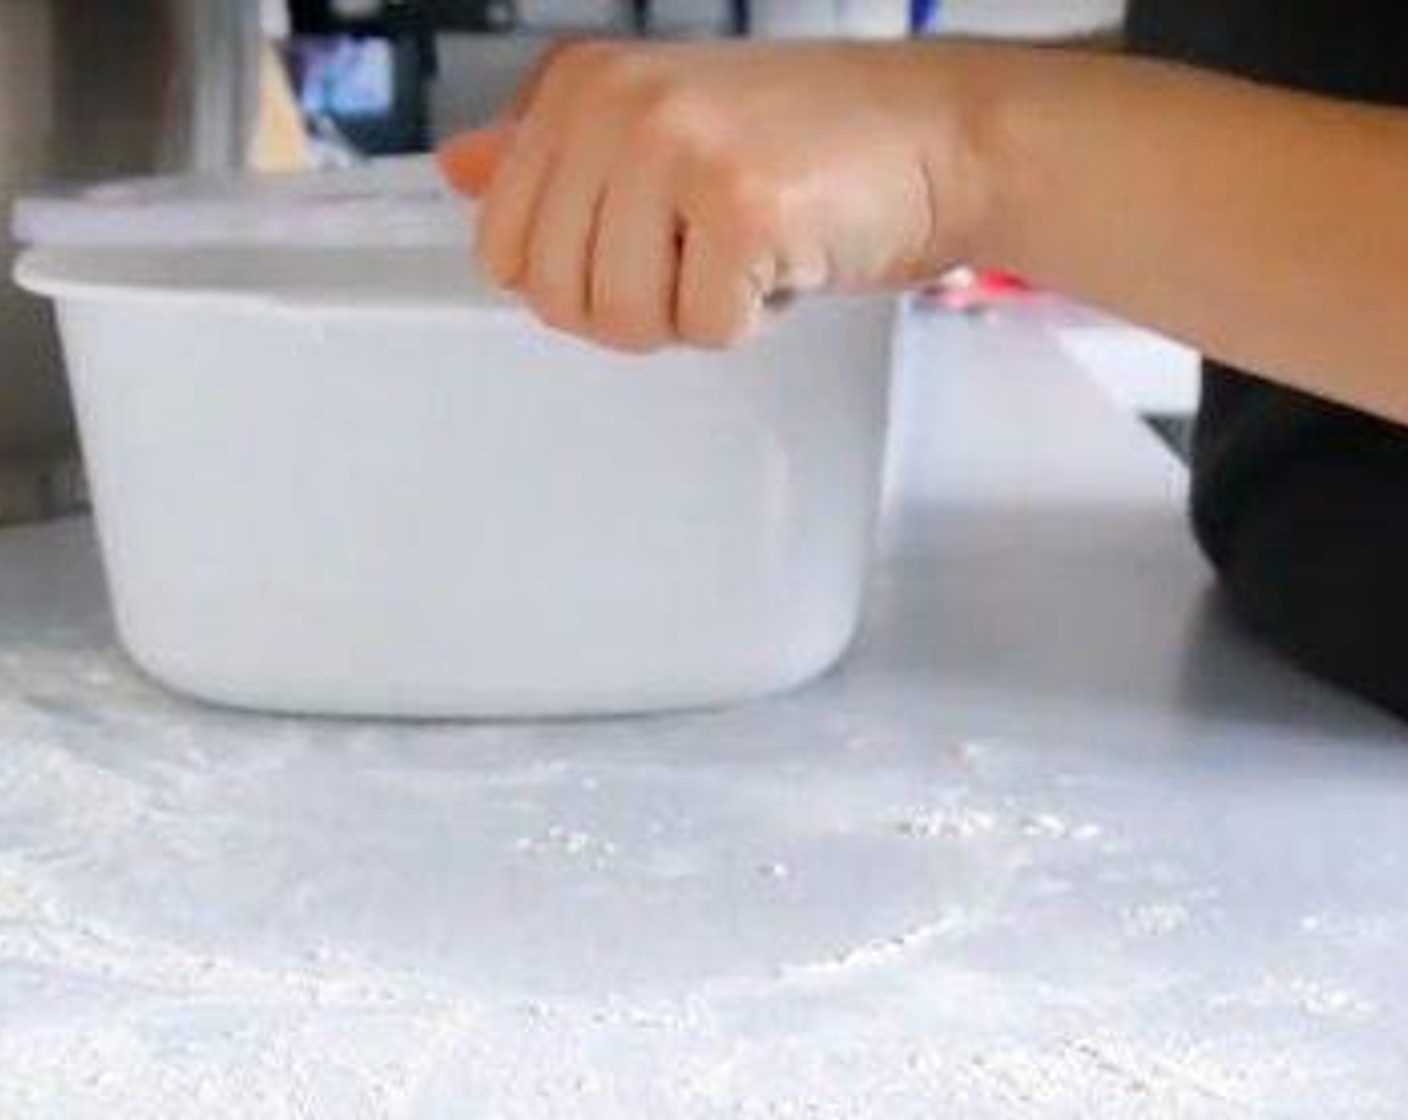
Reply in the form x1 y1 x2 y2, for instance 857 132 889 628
436 126 509 198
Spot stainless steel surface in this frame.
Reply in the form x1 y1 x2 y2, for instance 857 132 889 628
0 0 257 524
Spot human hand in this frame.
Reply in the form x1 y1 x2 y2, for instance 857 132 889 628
438 40 982 351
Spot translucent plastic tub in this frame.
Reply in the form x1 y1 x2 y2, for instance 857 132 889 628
13 159 895 717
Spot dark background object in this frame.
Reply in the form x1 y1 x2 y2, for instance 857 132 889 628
290 1 515 37
289 0 462 153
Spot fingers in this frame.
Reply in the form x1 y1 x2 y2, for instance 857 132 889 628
465 38 788 352
436 126 507 197
475 130 551 288
676 224 765 349
436 40 612 200
589 154 681 352
475 41 618 290
522 132 615 334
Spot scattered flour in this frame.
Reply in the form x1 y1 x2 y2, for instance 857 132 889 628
513 826 617 860
1020 813 1103 842
895 801 1102 844
775 913 972 985
1122 901 1192 938
1298 911 1404 948
1210 977 1378 1022
896 806 999 840
0 849 474 1119
0 640 1399 1117
955 740 993 765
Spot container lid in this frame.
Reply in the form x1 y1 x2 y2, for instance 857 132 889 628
13 155 471 250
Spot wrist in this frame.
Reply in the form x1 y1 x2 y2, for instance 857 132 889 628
898 43 1030 274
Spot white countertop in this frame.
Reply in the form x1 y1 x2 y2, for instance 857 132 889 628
0 303 1404 1117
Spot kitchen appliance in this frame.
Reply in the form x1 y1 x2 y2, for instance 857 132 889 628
13 158 896 718
0 0 257 524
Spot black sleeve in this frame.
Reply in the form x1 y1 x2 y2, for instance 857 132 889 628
1126 0 1408 720
1192 366 1408 720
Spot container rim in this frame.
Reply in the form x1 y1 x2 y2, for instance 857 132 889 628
13 245 533 319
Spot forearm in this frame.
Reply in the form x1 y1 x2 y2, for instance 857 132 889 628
932 46 1408 423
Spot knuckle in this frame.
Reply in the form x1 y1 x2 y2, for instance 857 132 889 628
595 48 653 96
678 301 739 350
531 39 622 109
592 299 667 352
476 236 516 287
708 165 789 244
630 86 707 147
528 283 585 334
540 308 585 338
682 319 736 351
552 38 618 75
595 326 663 354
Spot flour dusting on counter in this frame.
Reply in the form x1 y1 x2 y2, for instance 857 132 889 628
5 303 1408 1119
0 620 1405 1116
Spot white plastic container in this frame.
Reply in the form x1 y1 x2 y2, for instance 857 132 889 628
13 159 895 718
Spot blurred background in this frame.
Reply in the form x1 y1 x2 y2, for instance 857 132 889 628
273 1 1126 159
3 0 1188 530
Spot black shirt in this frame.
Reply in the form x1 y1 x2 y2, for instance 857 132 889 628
1125 0 1408 718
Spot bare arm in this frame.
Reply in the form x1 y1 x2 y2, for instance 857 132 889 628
439 41 1408 423
956 45 1408 423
